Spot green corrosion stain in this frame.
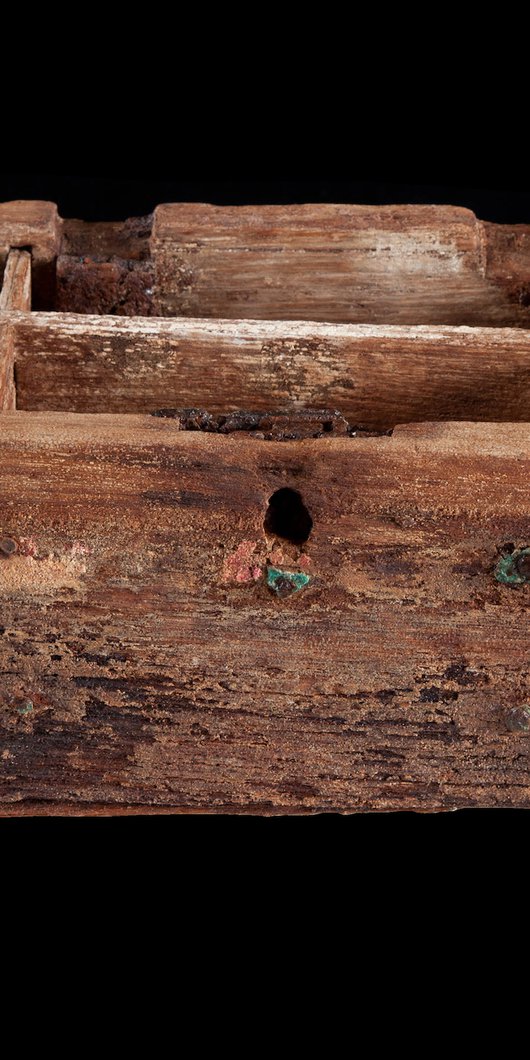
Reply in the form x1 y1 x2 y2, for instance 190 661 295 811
266 566 311 598
495 547 530 587
17 700 33 715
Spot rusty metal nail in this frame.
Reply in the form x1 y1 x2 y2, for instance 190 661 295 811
0 538 17 556
506 705 530 732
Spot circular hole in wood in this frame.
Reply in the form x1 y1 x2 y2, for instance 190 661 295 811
263 487 313 545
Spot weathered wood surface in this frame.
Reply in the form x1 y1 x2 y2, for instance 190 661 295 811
151 203 530 325
0 201 61 268
0 249 31 409
0 250 32 312
2 200 529 325
1 413 530 815
0 319 16 409
9 312 530 428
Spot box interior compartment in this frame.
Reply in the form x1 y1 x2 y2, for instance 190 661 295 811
2 200 530 427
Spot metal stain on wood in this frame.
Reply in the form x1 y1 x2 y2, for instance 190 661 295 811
266 567 311 597
495 547 530 586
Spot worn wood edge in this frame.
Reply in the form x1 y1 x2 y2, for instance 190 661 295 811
0 801 397 817
151 202 482 238
12 309 530 339
0 250 32 312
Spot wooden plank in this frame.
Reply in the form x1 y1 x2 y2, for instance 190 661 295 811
151 203 530 326
11 312 530 428
0 319 16 409
0 249 30 409
1 413 530 815
0 249 32 311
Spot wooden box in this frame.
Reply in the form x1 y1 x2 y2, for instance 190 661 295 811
1 199 530 815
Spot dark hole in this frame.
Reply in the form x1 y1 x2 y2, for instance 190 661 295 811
323 420 334 432
263 487 313 545
501 542 515 554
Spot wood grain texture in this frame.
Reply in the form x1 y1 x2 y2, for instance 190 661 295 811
0 250 31 410
151 203 530 325
0 319 16 409
0 250 32 312
1 413 530 815
10 312 530 428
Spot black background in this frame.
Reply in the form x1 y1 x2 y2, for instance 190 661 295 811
1 171 529 849
2 173 530 223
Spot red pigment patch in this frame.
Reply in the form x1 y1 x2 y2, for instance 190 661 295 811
17 536 39 558
223 541 262 583
299 555 311 569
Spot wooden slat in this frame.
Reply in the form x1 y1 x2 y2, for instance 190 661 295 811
1 413 530 814
0 249 32 311
10 312 530 428
0 250 30 409
0 319 16 409
151 203 530 326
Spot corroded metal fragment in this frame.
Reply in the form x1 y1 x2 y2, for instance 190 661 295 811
266 566 311 597
495 547 530 586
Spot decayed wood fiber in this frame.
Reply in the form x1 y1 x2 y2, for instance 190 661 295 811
54 215 155 316
1 413 530 815
0 250 32 312
9 312 530 428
